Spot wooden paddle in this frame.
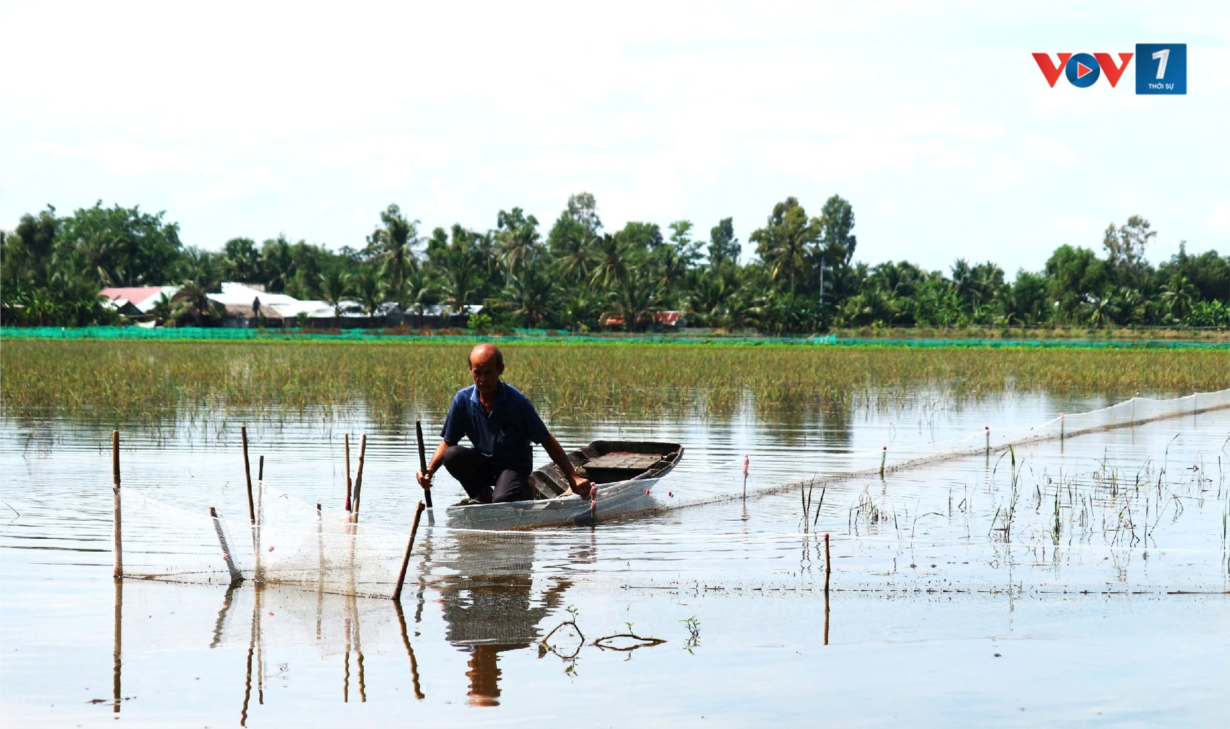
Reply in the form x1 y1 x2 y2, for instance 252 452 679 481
415 421 433 509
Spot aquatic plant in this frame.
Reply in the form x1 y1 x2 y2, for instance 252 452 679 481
1 340 1226 422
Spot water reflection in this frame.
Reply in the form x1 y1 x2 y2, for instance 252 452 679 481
435 531 575 706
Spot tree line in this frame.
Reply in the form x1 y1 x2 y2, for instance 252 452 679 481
2 194 1227 331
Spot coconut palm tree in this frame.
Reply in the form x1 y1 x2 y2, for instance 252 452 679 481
319 268 351 327
366 204 418 293
501 266 556 328
554 231 599 284
442 234 481 315
496 208 541 277
611 268 662 331
1159 274 1197 322
177 251 223 326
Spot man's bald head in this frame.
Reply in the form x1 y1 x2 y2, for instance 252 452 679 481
468 343 503 371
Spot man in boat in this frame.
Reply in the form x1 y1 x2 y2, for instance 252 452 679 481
416 343 593 503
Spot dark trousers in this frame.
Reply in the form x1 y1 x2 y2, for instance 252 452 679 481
442 446 533 504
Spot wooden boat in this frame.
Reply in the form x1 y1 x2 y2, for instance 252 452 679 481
443 440 684 530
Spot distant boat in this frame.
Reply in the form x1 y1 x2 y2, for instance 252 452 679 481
443 440 684 530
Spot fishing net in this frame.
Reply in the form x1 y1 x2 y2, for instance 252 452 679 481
116 389 1230 597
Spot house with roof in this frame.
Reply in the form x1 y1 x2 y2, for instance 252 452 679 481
99 286 183 320
206 283 335 328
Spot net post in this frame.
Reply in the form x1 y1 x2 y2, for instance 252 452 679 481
210 507 244 584
393 501 426 601
112 430 122 580
242 426 255 524
824 533 832 594
241 426 260 581
345 433 353 512
351 435 367 523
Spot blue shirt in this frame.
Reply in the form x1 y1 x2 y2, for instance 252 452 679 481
440 382 550 472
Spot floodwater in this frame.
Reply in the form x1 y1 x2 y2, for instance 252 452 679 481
2 389 1228 727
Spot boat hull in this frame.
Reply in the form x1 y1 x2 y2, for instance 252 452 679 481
441 440 683 530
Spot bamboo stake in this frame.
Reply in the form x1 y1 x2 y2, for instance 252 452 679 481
211 507 243 584
112 430 122 580
258 455 264 481
242 426 261 581
242 427 255 525
351 435 367 522
416 421 433 509
344 433 353 512
392 501 426 601
824 533 832 594
879 446 887 479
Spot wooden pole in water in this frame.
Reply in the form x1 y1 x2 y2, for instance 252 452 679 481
344 433 353 512
258 455 264 482
824 533 832 594
112 430 122 580
241 426 260 582
210 507 243 584
416 421 433 509
242 427 255 525
351 435 367 522
392 501 426 601
879 446 887 479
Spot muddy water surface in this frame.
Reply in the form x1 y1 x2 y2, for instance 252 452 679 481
2 390 1228 727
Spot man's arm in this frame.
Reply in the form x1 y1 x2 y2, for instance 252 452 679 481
416 439 451 489
542 436 592 498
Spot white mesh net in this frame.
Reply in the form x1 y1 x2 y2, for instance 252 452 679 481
117 389 1230 597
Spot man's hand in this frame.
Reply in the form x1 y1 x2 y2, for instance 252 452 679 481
571 476 593 500
416 469 433 489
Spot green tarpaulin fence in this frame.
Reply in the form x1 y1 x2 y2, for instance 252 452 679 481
2 326 1227 349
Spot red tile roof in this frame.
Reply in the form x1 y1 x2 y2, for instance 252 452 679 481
99 287 168 306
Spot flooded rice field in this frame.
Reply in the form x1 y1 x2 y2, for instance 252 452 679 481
2 389 1228 727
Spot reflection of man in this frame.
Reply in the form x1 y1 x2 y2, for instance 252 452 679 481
438 531 572 706
417 343 591 503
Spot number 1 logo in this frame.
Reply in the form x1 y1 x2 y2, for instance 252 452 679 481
1136 44 1186 95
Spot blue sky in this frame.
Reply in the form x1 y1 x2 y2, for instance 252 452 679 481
1 0 1226 275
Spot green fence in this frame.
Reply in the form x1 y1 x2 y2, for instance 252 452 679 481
3 325 1228 349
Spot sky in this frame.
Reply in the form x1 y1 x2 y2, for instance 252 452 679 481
1 0 1227 275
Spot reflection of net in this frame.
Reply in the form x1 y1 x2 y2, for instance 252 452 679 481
118 389 1230 596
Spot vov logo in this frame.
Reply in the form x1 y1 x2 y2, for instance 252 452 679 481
1032 52 1133 88
1032 45 1186 94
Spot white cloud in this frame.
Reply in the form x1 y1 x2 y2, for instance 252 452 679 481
1 0 1226 272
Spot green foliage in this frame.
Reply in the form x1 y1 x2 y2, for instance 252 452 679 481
750 197 824 296
467 311 493 335
708 217 740 267
4 199 1228 335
